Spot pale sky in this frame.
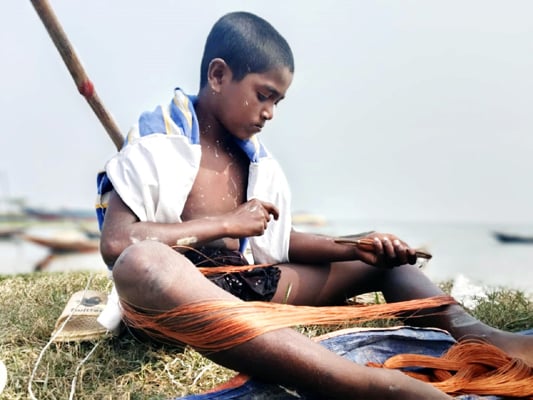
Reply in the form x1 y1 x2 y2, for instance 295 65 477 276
2 0 533 224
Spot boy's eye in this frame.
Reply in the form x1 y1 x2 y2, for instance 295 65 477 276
257 92 269 102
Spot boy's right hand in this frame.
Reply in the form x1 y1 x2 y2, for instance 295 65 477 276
335 232 418 268
223 199 279 238
355 232 418 268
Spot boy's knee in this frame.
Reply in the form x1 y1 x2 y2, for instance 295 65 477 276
112 240 172 283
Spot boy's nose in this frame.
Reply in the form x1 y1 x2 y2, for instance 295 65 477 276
261 105 274 121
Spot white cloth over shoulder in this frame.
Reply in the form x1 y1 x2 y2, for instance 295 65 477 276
105 89 292 263
106 133 200 224
104 88 292 264
105 133 292 264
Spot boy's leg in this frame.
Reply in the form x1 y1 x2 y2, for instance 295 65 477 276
272 261 533 365
112 240 450 400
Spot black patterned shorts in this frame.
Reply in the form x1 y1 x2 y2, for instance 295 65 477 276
183 246 281 301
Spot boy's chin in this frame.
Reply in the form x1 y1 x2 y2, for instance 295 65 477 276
231 130 257 141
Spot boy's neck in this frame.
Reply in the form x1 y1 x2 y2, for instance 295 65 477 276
194 94 232 145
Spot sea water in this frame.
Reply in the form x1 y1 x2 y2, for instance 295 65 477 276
1 220 532 296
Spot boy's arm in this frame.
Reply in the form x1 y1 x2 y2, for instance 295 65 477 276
100 190 279 266
288 230 417 268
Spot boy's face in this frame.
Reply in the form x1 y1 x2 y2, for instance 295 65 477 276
217 66 293 140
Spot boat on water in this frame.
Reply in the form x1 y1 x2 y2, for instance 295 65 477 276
0 226 24 239
23 206 96 221
493 231 533 244
21 233 99 253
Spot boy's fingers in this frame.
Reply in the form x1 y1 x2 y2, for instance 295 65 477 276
260 200 279 220
408 248 418 265
382 237 395 259
372 237 384 256
392 239 409 264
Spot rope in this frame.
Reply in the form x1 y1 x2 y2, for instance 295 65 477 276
68 340 101 400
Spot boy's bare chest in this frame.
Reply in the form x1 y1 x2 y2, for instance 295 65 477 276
181 145 249 220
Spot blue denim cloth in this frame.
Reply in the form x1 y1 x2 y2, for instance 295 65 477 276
176 326 533 400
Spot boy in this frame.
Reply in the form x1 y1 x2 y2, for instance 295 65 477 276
98 11 532 399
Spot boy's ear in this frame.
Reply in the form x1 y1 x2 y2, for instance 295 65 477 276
207 58 231 93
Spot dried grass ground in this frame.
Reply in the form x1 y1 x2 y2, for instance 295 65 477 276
0 271 531 399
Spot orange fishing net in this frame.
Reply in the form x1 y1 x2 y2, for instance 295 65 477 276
369 339 533 398
120 295 533 398
121 295 455 351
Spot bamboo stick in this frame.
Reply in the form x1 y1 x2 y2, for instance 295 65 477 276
29 0 124 151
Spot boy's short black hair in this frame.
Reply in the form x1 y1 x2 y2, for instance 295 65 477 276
200 12 294 88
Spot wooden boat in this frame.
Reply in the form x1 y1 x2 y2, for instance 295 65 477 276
21 233 99 253
493 231 533 244
0 226 24 239
23 206 96 221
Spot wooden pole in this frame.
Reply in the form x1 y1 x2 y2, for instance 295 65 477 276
30 0 124 151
